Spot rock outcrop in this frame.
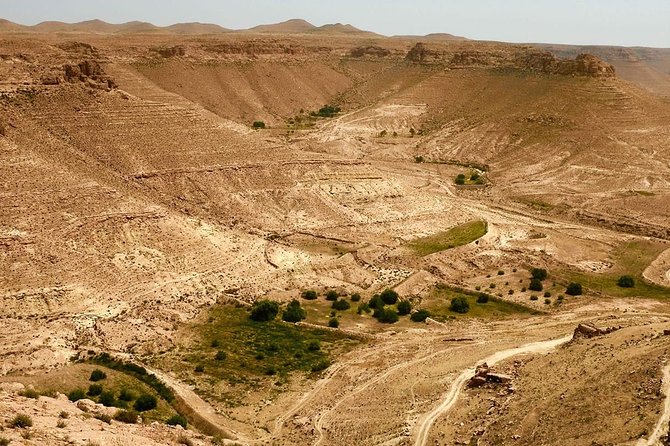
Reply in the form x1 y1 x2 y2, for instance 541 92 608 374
349 45 391 58
154 45 187 58
468 363 513 388
573 323 621 339
405 43 615 78
63 60 116 90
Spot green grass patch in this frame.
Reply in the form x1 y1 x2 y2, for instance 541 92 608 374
176 305 360 385
409 220 488 256
422 284 541 321
559 240 670 299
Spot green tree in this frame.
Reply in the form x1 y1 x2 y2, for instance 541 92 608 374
332 299 351 311
531 268 548 281
325 290 339 301
476 293 489 304
301 290 318 300
617 275 635 288
529 278 543 292
282 299 307 323
566 283 583 296
368 294 385 309
376 308 399 324
166 414 188 428
133 394 157 412
89 369 107 382
380 289 399 305
397 300 412 315
449 297 470 314
410 309 431 322
455 174 466 185
250 300 279 322
252 121 266 129
328 318 340 328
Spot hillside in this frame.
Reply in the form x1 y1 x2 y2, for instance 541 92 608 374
0 31 670 446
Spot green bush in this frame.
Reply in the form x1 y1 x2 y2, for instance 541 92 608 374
210 339 220 348
282 299 307 323
252 121 266 129
134 394 157 412
356 302 370 314
10 414 32 428
544 299 551 305
89 369 107 382
449 297 470 314
376 307 399 324
477 293 489 304
118 388 135 402
531 268 548 281
332 299 351 311
328 318 340 328
114 410 139 424
311 359 331 372
566 283 583 296
0 436 9 446
617 275 635 288
301 290 318 300
368 294 385 309
250 300 279 322
167 414 188 428
194 364 205 373
316 104 341 118
87 384 103 397
350 293 361 302
529 278 543 292
325 290 339 301
530 295 539 301
414 155 424 163
397 300 412 315
410 309 431 322
455 174 466 185
98 390 116 407
68 388 86 402
497 270 505 276
307 340 321 351
94 413 112 424
214 350 227 361
544 291 552 298
380 289 399 305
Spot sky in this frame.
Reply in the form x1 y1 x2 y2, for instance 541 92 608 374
2 0 669 47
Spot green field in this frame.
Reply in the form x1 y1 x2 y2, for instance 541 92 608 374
560 240 670 299
409 220 488 256
422 285 541 321
171 305 360 387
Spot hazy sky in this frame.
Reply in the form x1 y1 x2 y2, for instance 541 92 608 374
2 0 669 47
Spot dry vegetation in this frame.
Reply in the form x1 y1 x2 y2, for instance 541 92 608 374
0 22 670 446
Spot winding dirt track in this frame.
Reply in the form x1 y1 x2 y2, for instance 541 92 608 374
412 334 574 446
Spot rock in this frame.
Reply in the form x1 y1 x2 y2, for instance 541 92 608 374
63 60 116 90
475 363 490 378
76 399 97 412
468 376 488 388
155 46 186 58
349 46 391 58
0 382 25 392
663 329 670 336
574 323 602 338
488 373 513 384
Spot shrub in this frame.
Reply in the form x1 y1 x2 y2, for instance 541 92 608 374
252 121 266 129
617 275 635 288
0 437 9 446
380 289 399 305
59 411 69 419
325 290 339 301
87 384 103 397
410 309 431 322
10 414 32 428
57 419 66 428
477 293 489 304
530 295 539 301
566 283 583 296
508 289 514 295
368 294 385 309
194 364 205 373
265 367 277 376
68 388 86 402
489 283 496 289
307 340 321 351
214 350 227 361
414 155 424 163
531 268 548 281
397 300 412 315
89 369 107 382
455 174 466 185
544 291 552 298
167 414 188 428
332 299 351 311
497 270 505 276
118 388 135 402
311 359 331 372
544 299 551 305
529 278 543 292
376 307 399 324
98 390 116 407
558 294 565 301
475 285 481 291
20 388 39 399
301 290 318 300
282 299 306 323
350 293 361 302
356 302 370 314
316 104 341 118
328 318 340 328
210 339 220 348
134 394 158 412
114 410 139 424
250 300 279 322
521 287 527 292
449 297 470 314
94 413 112 424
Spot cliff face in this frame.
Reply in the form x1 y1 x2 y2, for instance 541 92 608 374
406 43 616 78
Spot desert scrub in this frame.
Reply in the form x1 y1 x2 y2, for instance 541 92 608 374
9 414 32 428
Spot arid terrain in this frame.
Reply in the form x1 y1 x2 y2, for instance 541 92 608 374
1 18 670 446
